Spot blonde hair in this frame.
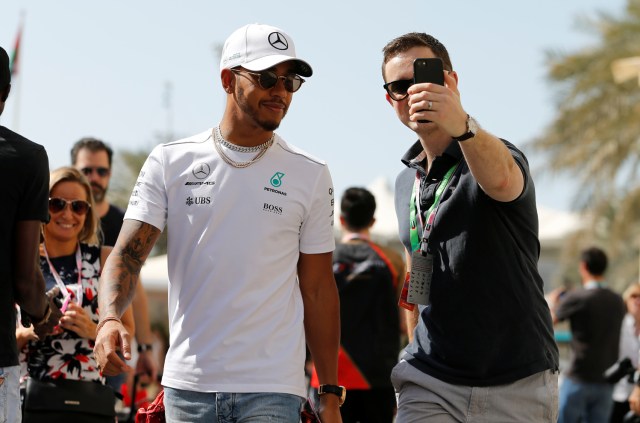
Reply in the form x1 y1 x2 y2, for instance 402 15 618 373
48 166 99 245
622 282 640 302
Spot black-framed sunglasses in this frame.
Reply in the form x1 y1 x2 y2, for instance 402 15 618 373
48 197 91 215
80 167 110 177
383 79 413 101
231 69 305 93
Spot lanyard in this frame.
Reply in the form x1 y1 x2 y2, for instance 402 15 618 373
42 242 83 307
409 162 460 254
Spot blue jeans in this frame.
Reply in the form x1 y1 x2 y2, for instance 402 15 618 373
0 365 21 423
163 387 304 422
558 376 614 423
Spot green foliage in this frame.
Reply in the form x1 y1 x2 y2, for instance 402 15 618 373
531 0 640 290
109 147 168 256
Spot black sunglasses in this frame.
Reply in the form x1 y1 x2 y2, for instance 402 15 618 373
80 167 110 177
48 197 91 215
383 79 413 101
232 69 305 93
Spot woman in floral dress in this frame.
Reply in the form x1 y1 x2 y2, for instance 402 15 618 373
19 166 134 386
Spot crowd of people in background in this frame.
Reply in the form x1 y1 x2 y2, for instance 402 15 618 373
2 20 640 423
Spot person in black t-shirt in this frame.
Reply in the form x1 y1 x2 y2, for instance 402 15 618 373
0 45 62 423
71 138 158 391
381 33 559 422
310 187 403 423
549 247 626 423
70 139 124 245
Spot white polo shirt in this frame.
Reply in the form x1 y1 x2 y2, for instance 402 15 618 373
125 129 335 397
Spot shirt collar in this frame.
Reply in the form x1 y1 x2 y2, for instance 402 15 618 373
585 280 606 289
400 139 463 176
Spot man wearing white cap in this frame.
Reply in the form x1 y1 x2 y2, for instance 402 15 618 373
93 24 343 422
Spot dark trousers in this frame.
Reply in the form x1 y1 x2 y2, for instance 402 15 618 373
340 388 396 423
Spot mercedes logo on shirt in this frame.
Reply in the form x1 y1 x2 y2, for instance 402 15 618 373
268 32 289 50
192 163 211 179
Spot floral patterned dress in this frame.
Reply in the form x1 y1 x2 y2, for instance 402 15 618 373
22 243 103 383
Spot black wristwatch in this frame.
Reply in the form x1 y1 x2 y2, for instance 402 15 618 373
452 114 479 142
317 384 346 406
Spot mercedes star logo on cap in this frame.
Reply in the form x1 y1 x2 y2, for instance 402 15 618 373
268 32 288 51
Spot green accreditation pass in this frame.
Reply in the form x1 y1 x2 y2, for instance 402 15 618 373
405 161 460 307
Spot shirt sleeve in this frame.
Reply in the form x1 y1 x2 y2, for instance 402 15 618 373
17 146 50 223
555 293 582 322
124 145 168 231
299 164 335 254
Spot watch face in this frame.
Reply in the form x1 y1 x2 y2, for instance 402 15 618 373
468 117 479 135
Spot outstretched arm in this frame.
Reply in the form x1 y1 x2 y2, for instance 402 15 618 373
94 219 161 376
409 71 524 202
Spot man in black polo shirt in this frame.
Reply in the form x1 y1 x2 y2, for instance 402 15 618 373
381 33 559 421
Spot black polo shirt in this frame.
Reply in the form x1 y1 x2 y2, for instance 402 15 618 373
394 139 559 386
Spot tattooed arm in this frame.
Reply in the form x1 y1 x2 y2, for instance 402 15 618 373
94 219 162 376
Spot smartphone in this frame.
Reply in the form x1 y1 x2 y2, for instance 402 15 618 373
413 58 444 123
413 57 444 85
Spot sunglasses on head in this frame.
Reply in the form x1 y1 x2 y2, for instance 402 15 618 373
80 167 110 177
231 69 305 93
48 197 91 215
383 79 413 101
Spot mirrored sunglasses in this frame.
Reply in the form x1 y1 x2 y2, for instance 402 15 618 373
48 197 91 215
232 69 305 93
383 79 413 101
80 167 110 177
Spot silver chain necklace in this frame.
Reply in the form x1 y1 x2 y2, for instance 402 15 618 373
213 126 274 169
219 137 272 153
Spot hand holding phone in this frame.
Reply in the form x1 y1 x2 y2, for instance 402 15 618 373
413 58 444 123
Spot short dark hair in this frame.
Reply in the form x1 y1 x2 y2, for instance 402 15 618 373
581 247 608 276
341 187 376 231
0 46 10 94
70 137 114 167
381 32 453 81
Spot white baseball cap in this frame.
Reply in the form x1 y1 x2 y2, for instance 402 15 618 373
220 23 313 77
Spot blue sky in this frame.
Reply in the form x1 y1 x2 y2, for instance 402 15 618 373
0 0 627 211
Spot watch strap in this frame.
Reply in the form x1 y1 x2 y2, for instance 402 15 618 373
317 384 346 406
452 114 475 142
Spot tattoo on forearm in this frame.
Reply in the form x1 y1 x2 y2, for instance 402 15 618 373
101 221 160 317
